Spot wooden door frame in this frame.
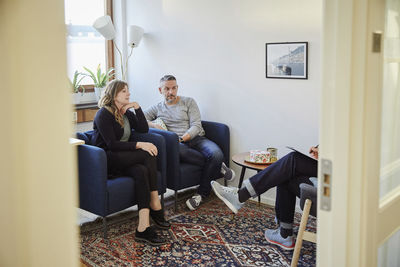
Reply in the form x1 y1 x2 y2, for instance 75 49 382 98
318 0 385 266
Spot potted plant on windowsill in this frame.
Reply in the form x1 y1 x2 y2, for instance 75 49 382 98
69 70 85 104
83 64 115 101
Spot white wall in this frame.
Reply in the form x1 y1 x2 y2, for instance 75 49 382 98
122 0 322 203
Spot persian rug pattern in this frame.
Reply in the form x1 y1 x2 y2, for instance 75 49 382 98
80 195 316 266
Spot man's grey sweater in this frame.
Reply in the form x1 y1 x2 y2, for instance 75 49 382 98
144 96 205 138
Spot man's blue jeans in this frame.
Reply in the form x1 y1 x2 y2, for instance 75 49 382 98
244 152 317 224
179 136 224 197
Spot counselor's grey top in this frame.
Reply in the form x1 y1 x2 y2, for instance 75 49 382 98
144 96 205 138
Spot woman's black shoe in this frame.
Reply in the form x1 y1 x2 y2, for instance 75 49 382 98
150 209 171 229
135 226 167 246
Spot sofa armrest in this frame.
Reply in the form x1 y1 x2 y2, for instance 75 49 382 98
149 128 180 189
76 130 94 144
130 131 167 191
77 144 108 216
202 120 230 166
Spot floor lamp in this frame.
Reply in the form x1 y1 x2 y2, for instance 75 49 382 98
93 15 144 81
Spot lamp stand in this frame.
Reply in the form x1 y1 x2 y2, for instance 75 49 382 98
113 42 134 81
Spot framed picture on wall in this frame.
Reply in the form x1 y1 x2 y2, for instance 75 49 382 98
266 42 308 79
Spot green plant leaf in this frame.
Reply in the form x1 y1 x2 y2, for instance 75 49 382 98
96 64 102 86
83 66 98 87
100 73 106 85
83 64 115 88
70 70 85 93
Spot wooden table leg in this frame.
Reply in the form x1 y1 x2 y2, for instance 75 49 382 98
238 167 246 189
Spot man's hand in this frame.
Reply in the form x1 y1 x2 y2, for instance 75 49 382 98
309 146 319 160
120 102 140 114
136 142 158 156
180 133 191 143
148 121 165 130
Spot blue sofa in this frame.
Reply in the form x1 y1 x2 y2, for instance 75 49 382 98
149 120 230 209
76 130 167 237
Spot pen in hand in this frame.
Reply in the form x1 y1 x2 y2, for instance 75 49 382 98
309 145 319 153
309 145 319 159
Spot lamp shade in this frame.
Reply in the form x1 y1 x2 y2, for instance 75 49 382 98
93 15 116 40
128 25 144 47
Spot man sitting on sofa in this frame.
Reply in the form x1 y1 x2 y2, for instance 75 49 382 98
144 74 235 211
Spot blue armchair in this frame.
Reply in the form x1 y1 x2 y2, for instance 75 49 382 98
76 130 167 237
149 120 230 209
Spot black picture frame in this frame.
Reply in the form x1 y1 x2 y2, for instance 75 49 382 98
266 42 308 79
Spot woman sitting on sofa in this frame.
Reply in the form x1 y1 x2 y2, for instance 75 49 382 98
91 79 170 246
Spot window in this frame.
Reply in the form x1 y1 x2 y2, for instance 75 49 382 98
64 0 113 87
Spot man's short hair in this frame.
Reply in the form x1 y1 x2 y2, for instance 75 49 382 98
160 75 176 84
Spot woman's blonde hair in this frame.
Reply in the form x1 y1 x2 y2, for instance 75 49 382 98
98 79 128 127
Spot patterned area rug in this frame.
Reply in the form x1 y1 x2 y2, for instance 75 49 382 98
80 193 316 266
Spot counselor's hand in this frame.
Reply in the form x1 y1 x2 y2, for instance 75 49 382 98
309 146 319 160
136 142 158 156
120 102 140 114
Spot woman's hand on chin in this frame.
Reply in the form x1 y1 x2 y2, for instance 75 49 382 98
120 102 140 114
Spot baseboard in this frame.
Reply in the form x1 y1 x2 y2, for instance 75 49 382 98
258 195 276 207
251 195 302 213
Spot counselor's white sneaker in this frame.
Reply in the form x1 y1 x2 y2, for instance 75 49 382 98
211 181 244 214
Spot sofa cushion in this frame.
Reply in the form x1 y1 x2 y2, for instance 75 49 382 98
107 177 135 214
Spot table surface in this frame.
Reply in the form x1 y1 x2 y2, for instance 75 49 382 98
232 152 272 171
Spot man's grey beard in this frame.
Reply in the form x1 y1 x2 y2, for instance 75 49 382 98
166 96 176 103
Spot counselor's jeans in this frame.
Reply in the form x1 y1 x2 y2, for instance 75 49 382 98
245 152 317 224
179 136 224 197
